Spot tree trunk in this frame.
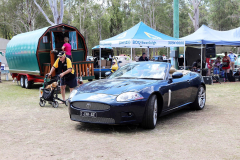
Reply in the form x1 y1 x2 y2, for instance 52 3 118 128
188 0 201 31
34 0 64 25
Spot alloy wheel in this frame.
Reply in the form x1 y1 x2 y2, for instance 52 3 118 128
198 87 206 109
153 99 158 125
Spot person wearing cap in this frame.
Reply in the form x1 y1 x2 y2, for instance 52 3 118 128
139 53 148 61
48 51 77 102
62 37 72 60
228 51 236 72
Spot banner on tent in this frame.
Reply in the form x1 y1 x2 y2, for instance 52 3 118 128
100 39 185 48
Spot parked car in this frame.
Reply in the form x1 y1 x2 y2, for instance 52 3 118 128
114 56 131 67
68 62 206 129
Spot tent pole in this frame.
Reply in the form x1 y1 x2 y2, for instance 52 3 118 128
131 46 132 61
148 47 150 59
184 45 186 70
167 47 168 58
201 44 203 75
99 46 101 79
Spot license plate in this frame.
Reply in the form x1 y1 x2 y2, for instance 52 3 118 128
80 111 97 118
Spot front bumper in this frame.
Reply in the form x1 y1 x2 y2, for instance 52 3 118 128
69 100 146 125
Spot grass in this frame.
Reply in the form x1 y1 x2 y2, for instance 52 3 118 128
1 75 240 159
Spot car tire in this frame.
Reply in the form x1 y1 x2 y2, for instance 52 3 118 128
88 79 93 81
20 75 25 88
141 94 158 129
190 85 206 110
25 76 33 89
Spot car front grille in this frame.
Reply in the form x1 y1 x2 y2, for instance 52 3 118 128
71 115 115 124
72 102 110 111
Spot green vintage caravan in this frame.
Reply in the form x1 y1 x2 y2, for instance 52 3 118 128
6 24 94 88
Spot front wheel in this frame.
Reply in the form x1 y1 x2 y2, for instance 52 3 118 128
141 95 158 129
39 98 46 107
190 85 206 110
52 101 59 108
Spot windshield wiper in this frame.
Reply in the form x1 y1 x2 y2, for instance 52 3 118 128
140 78 163 80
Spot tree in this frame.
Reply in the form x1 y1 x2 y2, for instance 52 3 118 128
34 0 64 25
188 0 201 31
208 0 239 30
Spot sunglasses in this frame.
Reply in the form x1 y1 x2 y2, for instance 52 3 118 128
59 56 63 58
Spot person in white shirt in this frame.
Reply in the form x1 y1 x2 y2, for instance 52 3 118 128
228 51 236 72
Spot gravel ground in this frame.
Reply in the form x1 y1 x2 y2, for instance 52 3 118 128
0 78 240 160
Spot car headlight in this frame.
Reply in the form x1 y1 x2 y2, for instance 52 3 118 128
116 92 144 102
69 90 77 99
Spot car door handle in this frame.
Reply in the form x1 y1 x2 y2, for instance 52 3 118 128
187 80 190 83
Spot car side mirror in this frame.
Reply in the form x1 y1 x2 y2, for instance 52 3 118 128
118 61 122 63
172 72 183 79
105 71 112 77
168 77 173 83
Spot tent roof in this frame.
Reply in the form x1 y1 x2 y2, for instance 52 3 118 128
103 21 179 41
100 22 185 48
181 25 240 46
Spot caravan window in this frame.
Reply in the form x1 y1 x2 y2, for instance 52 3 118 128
43 36 48 43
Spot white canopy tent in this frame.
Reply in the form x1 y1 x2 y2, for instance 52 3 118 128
98 22 185 78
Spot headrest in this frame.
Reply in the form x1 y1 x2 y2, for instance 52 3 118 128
169 66 177 74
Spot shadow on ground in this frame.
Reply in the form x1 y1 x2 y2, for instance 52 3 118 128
74 107 198 134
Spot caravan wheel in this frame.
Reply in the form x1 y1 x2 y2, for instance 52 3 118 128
20 76 25 88
25 76 33 89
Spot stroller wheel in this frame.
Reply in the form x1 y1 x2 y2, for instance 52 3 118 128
39 99 46 107
52 101 59 108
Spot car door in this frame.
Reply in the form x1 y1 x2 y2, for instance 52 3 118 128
177 76 192 105
170 78 187 106
167 75 192 109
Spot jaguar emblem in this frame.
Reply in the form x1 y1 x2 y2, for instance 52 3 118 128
86 103 91 109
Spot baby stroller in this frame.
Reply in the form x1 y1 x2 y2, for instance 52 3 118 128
39 74 66 108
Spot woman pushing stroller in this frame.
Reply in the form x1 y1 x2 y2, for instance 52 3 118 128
47 51 77 103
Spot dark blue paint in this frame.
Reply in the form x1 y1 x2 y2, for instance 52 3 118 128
69 62 205 125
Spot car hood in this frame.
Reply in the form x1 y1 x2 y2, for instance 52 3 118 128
74 78 158 96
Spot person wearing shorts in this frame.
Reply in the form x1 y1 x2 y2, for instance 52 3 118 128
228 51 236 73
48 51 77 102
222 52 231 82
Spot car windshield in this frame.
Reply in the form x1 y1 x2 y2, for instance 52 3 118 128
108 62 167 80
151 57 158 61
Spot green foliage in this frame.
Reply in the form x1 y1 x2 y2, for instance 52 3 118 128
1 0 240 56
208 0 240 30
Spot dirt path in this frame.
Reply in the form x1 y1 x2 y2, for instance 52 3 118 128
0 80 240 160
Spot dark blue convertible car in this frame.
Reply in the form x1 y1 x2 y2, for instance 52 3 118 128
68 62 206 129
